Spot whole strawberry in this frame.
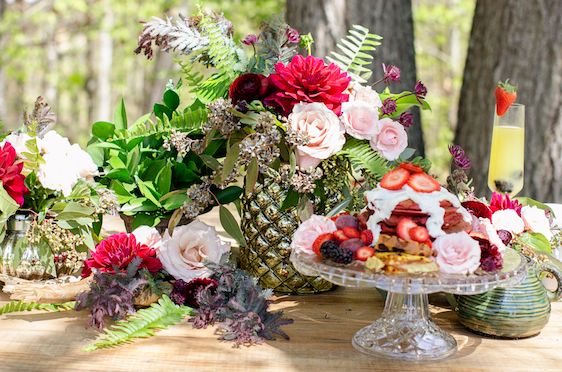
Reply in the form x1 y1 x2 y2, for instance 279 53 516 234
495 79 517 116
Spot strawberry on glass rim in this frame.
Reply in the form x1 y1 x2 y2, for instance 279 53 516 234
495 79 517 116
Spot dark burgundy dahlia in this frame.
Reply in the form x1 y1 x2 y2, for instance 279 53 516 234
170 278 218 308
264 55 351 116
228 73 269 105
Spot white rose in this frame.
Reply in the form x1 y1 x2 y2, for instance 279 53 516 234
37 152 80 196
521 206 552 240
158 220 230 282
340 101 380 140
491 209 525 235
132 226 162 250
68 144 98 179
1 132 32 156
38 130 71 155
289 102 346 169
347 82 382 108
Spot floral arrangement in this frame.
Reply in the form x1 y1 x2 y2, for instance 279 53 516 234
0 97 117 279
130 10 430 241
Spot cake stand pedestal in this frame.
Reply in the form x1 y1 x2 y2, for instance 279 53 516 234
290 249 528 361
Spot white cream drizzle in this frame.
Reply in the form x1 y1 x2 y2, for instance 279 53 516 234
364 185 472 244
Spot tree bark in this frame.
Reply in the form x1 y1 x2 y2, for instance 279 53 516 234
0 0 7 122
96 0 113 121
286 0 425 156
455 0 562 202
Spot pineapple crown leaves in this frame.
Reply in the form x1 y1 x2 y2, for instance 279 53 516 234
339 138 390 180
83 295 193 352
326 25 382 84
0 300 75 316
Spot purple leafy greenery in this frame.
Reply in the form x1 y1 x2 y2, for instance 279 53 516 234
189 258 293 347
75 258 147 330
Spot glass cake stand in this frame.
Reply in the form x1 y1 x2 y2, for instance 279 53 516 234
290 249 528 361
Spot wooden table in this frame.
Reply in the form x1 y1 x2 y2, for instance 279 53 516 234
1 287 561 372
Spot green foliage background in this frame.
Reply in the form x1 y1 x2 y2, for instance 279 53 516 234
0 0 474 180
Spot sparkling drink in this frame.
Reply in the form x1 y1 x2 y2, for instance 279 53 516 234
487 104 525 196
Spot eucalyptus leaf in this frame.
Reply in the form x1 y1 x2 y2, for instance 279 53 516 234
222 143 240 181
245 158 259 194
199 154 221 171
215 186 243 204
281 189 299 211
327 196 353 217
517 232 552 254
219 205 246 247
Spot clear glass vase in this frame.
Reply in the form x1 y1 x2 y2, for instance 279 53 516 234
0 214 48 280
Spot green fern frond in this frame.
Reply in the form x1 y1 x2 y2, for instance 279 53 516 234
198 13 240 77
178 59 205 92
195 72 232 103
84 295 192 351
326 25 382 83
339 139 389 180
0 301 75 315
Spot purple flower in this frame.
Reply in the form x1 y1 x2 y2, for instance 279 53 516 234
448 144 471 170
414 80 428 100
381 98 397 116
286 27 300 44
242 34 258 46
398 111 414 128
382 63 400 84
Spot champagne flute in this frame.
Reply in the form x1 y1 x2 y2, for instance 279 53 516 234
487 103 525 197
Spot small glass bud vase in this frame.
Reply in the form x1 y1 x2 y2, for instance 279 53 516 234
0 214 48 280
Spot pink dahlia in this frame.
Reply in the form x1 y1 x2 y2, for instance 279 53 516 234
0 142 28 206
490 192 522 216
264 55 351 116
81 233 162 278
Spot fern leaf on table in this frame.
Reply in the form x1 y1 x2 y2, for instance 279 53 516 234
83 295 193 352
339 139 389 180
326 25 382 83
0 301 75 315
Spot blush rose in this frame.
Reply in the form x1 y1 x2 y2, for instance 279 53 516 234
433 231 481 275
370 118 408 161
340 101 380 140
291 214 337 255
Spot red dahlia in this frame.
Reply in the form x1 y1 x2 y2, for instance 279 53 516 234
489 192 522 216
0 142 28 206
264 55 351 116
81 233 162 278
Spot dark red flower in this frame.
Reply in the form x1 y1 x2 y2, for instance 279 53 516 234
381 98 397 115
490 192 522 216
497 230 513 245
81 233 162 278
398 112 413 128
229 73 269 105
264 55 351 116
242 34 258 46
414 80 427 100
382 63 400 84
449 144 471 170
479 241 504 272
462 200 492 219
0 142 28 206
170 278 218 308
285 27 300 44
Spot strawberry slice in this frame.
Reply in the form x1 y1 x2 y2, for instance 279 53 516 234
360 230 374 245
354 246 375 261
409 226 429 243
396 218 418 241
312 233 334 256
495 79 517 116
342 226 361 239
380 168 410 190
333 230 349 242
407 173 441 193
399 162 424 174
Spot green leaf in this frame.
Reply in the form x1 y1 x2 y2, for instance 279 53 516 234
515 197 555 216
88 141 123 151
83 296 192 351
516 232 552 254
108 156 127 169
153 103 172 120
0 182 19 241
87 143 105 167
132 214 158 229
155 163 173 195
215 186 243 204
339 139 390 181
327 196 353 217
245 158 259 194
219 205 246 247
121 198 159 213
161 192 188 211
199 154 221 171
114 98 128 130
135 177 162 208
92 121 115 140
0 301 75 315
222 143 240 181
163 90 180 111
110 180 134 204
280 189 300 210
105 168 132 182
56 202 96 220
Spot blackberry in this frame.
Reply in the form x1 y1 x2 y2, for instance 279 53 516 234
320 241 353 264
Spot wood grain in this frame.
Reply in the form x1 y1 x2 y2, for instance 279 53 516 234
0 287 561 372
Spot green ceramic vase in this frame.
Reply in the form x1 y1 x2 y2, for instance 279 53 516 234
455 261 561 338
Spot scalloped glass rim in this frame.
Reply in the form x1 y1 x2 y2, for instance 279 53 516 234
290 248 528 295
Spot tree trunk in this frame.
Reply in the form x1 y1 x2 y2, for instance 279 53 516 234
455 0 562 202
96 0 113 121
286 0 425 156
0 0 7 122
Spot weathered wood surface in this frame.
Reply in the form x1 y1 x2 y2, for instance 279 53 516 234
0 287 561 372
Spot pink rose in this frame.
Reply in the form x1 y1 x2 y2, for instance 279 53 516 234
433 232 481 275
341 101 380 140
132 226 162 250
291 214 337 255
521 206 552 240
370 118 408 161
491 209 525 235
347 82 382 108
289 102 346 169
